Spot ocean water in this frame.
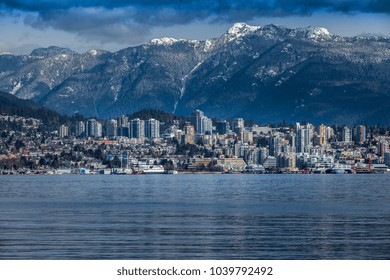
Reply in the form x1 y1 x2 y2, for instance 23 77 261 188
0 174 389 259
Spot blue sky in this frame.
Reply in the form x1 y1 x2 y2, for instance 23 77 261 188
1 0 389 54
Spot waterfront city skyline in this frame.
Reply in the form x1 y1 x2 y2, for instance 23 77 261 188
1 0 390 54
2 108 390 175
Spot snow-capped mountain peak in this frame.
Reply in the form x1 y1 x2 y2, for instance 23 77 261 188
150 37 180 46
88 49 99 56
228 23 260 35
85 49 109 56
306 26 332 40
225 23 261 41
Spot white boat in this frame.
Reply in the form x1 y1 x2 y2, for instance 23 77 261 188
245 164 266 173
313 168 326 174
330 164 351 174
140 165 165 174
112 168 133 175
331 168 346 174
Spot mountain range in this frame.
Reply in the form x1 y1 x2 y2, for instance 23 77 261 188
1 23 389 124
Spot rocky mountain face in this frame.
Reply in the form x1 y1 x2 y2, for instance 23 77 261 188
1 23 389 124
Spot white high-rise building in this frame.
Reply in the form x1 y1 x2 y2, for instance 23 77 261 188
96 122 103 138
130 118 145 139
86 119 102 138
117 115 129 127
326 126 334 142
342 126 351 142
232 118 244 133
306 124 314 149
145 118 160 139
191 110 204 134
59 125 68 138
296 123 305 153
191 110 212 135
76 121 85 137
202 116 213 135
269 134 282 157
295 123 313 153
259 147 268 164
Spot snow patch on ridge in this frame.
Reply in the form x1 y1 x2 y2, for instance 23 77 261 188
204 39 215 52
11 80 22 95
150 37 200 46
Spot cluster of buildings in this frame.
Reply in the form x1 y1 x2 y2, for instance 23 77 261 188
1 109 390 174
60 117 161 140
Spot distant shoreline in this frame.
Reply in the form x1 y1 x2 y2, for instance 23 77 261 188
1 171 388 176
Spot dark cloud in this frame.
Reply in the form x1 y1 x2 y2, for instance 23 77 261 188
1 1 389 45
1 0 389 14
23 7 151 45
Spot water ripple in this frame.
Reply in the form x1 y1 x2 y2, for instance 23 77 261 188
0 174 390 259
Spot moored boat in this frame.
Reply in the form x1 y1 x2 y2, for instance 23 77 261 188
140 164 165 174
